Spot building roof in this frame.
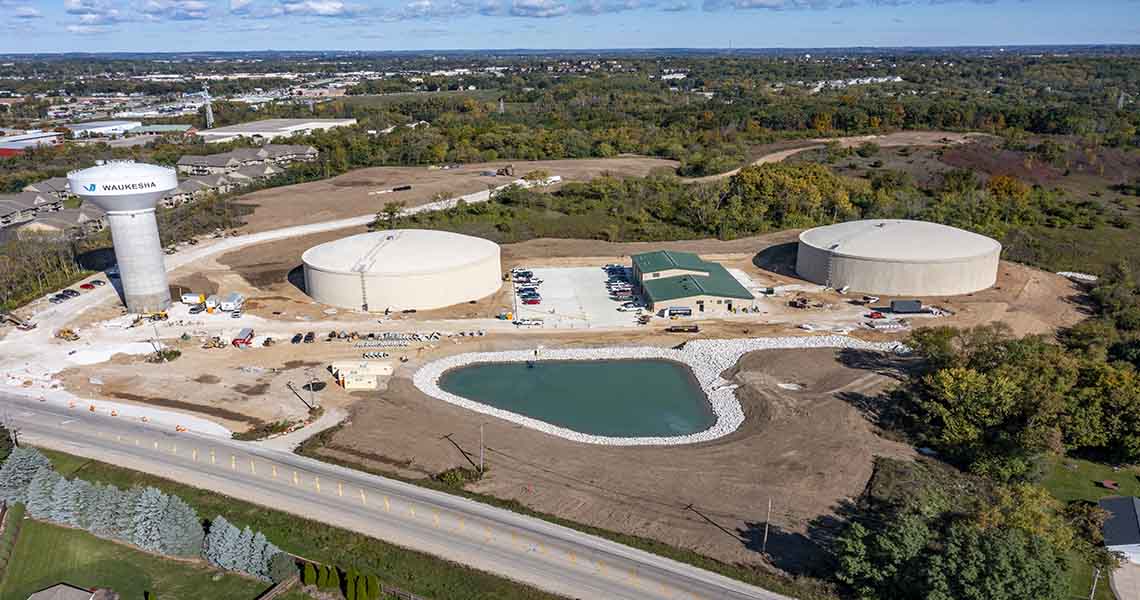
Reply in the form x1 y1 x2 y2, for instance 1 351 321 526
23 177 71 195
632 250 712 274
798 219 1001 264
642 266 754 303
199 119 355 137
65 120 141 132
302 229 500 277
0 191 59 211
1100 496 1140 547
26 583 93 600
134 124 194 134
19 205 104 232
177 154 239 167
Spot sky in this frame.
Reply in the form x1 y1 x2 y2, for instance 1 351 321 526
0 0 1137 53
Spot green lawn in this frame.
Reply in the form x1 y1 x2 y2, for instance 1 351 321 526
1041 455 1140 504
40 449 559 600
1042 456 1136 600
0 519 272 600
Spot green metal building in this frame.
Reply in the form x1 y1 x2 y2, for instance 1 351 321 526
631 250 754 315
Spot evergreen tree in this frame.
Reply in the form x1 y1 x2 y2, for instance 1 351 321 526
302 562 316 586
327 567 340 592
268 551 295 584
51 477 80 527
111 487 143 542
345 570 357 600
217 519 244 571
72 479 97 531
0 447 51 503
355 575 367 600
367 574 381 600
233 526 255 574
158 494 203 557
245 531 267 579
203 515 237 569
24 466 60 519
316 565 328 588
88 484 122 539
131 487 168 553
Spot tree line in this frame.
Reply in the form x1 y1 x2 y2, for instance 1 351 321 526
0 447 293 585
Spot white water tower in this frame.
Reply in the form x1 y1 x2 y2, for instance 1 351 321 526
69 162 178 313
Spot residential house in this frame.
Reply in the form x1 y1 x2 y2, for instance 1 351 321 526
16 204 106 240
262 144 318 164
176 154 241 176
25 583 96 600
228 163 283 186
0 192 63 229
22 176 73 199
1100 496 1140 563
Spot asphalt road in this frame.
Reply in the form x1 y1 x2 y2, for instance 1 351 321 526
2 394 790 600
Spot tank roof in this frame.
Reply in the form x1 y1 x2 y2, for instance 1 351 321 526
302 229 500 276
799 219 1001 263
68 161 178 211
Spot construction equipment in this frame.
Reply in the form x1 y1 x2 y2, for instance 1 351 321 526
1 313 37 331
496 164 515 177
147 311 168 322
55 328 80 342
789 296 823 309
201 336 226 349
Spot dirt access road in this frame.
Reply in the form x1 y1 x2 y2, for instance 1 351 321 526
688 130 991 183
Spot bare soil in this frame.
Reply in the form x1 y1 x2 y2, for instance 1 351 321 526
311 343 914 575
233 157 678 233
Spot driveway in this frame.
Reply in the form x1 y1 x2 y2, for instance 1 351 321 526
1113 561 1140 600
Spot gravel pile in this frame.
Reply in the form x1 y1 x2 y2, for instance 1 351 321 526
413 335 907 446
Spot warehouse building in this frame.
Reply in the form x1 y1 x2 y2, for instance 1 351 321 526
65 120 142 138
631 250 754 315
302 229 501 312
795 219 1001 296
198 118 356 144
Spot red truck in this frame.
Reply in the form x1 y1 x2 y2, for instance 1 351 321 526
232 328 254 347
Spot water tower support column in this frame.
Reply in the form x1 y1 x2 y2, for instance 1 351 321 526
105 208 170 313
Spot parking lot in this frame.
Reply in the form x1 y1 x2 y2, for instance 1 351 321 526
511 267 644 329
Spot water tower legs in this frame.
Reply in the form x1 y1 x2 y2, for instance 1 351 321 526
105 209 171 313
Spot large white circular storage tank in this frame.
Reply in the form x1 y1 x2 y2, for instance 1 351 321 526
302 229 501 311
795 219 1001 296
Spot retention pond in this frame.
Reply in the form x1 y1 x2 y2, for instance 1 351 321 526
438 359 715 438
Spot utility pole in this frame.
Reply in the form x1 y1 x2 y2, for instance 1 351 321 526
479 423 485 474
761 496 772 554
1089 567 1100 600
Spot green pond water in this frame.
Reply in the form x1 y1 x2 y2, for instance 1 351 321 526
437 359 715 437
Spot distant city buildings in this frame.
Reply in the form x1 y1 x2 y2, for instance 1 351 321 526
64 120 141 138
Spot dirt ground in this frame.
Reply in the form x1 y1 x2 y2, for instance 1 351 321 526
310 342 914 574
233 157 678 233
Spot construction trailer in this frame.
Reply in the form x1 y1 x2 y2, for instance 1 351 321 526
330 360 393 391
219 292 245 312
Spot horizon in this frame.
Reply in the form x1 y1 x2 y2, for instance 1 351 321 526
1 0 1137 54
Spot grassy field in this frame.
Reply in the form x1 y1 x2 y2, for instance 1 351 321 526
1042 456 1136 600
0 519 271 600
41 448 560 600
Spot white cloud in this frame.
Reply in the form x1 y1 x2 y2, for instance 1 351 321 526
508 0 569 16
280 0 356 15
141 0 211 20
13 5 43 17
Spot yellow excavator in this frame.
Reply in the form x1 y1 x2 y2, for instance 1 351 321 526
55 328 80 342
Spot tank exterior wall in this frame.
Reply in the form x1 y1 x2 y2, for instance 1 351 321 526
796 242 1000 296
106 209 171 312
795 242 833 288
304 251 502 311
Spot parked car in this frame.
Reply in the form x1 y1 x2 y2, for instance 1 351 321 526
79 283 95 290
48 297 63 305
90 279 106 287
60 289 80 298
188 304 206 315
231 310 242 319
303 331 315 343
522 297 542 305
291 333 304 344
617 305 642 312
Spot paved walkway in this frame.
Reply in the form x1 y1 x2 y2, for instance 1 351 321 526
1113 561 1140 600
